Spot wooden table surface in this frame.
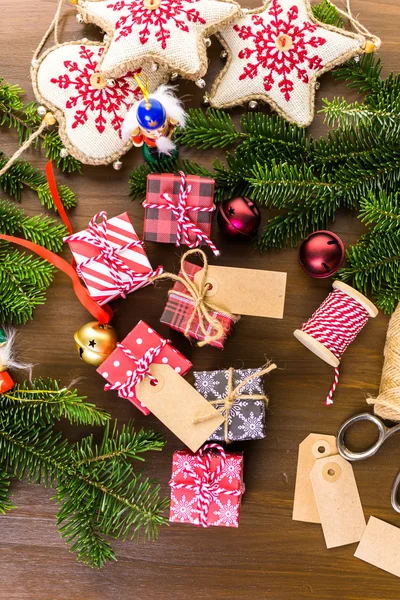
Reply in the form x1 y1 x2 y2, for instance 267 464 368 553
0 0 399 598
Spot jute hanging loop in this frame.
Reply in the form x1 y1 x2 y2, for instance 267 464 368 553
294 281 378 405
367 302 400 420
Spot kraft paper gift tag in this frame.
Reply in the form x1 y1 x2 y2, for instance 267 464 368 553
355 517 400 579
136 364 224 452
194 265 286 318
310 454 366 549
293 433 338 523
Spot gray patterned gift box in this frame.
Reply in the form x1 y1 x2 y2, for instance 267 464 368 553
193 368 268 442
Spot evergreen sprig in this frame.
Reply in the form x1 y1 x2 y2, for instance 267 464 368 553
311 0 344 28
0 79 81 173
338 192 400 314
0 198 67 252
0 379 167 567
0 242 55 324
0 378 110 426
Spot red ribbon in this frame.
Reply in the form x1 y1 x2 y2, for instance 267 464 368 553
46 161 73 235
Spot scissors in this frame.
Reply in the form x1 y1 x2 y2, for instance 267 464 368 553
337 412 400 513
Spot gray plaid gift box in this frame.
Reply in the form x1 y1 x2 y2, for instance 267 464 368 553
193 368 267 442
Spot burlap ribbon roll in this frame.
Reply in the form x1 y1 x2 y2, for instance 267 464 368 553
193 363 277 443
367 302 400 420
153 249 235 347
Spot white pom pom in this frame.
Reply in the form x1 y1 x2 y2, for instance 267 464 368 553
155 136 176 155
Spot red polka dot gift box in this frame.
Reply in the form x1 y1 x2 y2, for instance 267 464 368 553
97 320 192 415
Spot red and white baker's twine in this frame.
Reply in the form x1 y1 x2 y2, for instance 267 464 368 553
65 211 162 297
105 338 168 398
169 443 244 528
301 288 370 406
143 172 219 256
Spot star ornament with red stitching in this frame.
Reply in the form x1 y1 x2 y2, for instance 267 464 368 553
209 0 367 126
75 0 241 81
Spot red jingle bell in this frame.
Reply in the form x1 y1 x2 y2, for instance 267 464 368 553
299 230 345 278
217 196 261 239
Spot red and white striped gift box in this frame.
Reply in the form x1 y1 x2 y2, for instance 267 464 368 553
65 212 155 305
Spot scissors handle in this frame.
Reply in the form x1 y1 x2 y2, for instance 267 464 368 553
337 413 388 461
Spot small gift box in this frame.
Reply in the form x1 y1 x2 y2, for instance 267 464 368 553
97 320 192 415
169 444 245 528
143 172 218 255
160 251 238 349
194 367 274 442
64 211 161 305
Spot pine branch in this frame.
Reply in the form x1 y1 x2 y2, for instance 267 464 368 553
333 53 383 94
338 232 400 298
0 379 110 427
0 468 16 513
176 108 240 149
0 242 55 324
312 0 344 28
0 414 167 568
0 198 67 252
359 191 400 234
0 153 77 210
0 80 81 173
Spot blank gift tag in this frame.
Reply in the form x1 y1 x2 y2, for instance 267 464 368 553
310 455 366 549
355 517 400 579
293 433 337 523
136 364 224 453
194 265 286 318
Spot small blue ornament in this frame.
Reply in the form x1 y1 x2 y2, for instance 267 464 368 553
136 98 166 130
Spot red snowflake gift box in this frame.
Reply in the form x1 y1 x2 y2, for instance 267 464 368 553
160 251 238 349
97 320 192 415
64 211 162 306
143 172 219 255
169 443 245 528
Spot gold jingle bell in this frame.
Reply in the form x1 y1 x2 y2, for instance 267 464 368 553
74 321 118 366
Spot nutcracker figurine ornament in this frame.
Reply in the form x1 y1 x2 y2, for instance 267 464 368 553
122 76 186 164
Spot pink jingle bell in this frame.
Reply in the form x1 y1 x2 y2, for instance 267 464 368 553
217 196 261 239
299 230 345 278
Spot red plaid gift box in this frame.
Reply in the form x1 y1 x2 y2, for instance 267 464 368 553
97 320 192 415
64 211 162 305
143 172 219 255
169 444 245 528
160 260 237 349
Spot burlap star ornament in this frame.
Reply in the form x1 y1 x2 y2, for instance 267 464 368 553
209 0 368 126
75 0 241 82
31 40 169 165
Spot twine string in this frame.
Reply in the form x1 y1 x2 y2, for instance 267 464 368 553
335 0 381 48
367 302 400 420
143 172 219 256
193 363 277 443
300 288 370 405
152 249 235 347
169 443 244 527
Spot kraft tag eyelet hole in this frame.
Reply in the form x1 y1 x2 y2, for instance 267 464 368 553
312 439 332 458
322 462 341 482
203 275 218 297
150 379 158 387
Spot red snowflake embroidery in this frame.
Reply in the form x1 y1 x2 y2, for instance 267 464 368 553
234 0 327 101
50 46 141 135
107 0 206 49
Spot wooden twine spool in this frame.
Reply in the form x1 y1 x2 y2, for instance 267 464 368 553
294 281 378 405
367 302 400 420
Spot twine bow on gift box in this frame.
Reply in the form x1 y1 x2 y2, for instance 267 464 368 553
154 249 236 347
169 443 245 528
143 171 219 256
104 338 169 398
193 364 276 443
64 211 163 299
